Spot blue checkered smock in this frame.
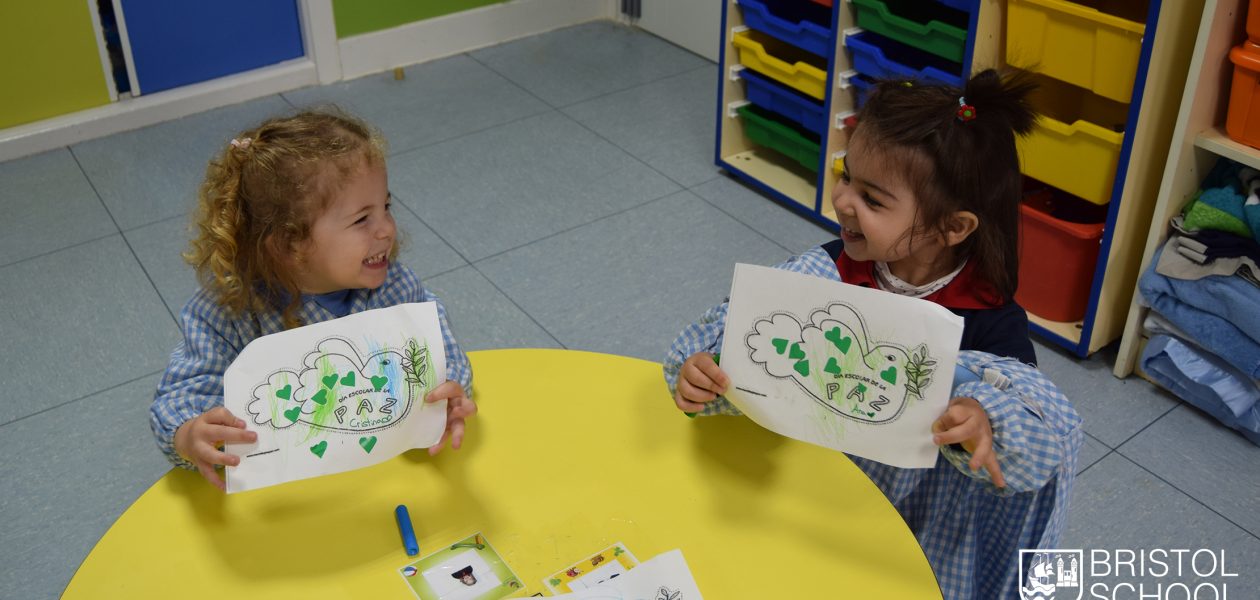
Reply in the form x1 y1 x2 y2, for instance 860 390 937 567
150 263 472 470
663 246 1083 600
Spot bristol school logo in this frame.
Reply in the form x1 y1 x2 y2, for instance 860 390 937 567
1019 550 1083 600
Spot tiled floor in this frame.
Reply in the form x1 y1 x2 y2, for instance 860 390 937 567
2 21 1258 598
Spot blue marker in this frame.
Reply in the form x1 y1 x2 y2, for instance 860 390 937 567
395 505 419 556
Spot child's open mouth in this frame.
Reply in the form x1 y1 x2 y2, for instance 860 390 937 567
841 228 865 243
363 252 388 268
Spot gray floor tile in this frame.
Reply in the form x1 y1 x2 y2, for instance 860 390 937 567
0 374 170 600
71 95 293 230
389 111 679 261
470 22 710 107
125 203 465 316
691 175 836 254
1118 404 1260 536
283 55 550 156
1035 341 1179 447
562 66 721 188
1078 433 1110 475
423 266 562 352
475 190 788 362
1063 454 1260 593
0 148 118 267
0 236 179 424
124 216 199 316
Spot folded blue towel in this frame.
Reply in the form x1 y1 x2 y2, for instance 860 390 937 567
1139 246 1260 378
1141 335 1260 446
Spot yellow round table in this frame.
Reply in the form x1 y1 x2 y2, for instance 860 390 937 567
64 350 940 598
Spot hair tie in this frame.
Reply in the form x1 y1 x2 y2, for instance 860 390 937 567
230 137 252 150
956 97 977 122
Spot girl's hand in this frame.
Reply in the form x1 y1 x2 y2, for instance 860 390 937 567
425 381 477 456
674 352 729 413
173 407 257 492
932 396 1007 488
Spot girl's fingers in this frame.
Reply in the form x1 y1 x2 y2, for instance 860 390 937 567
446 418 466 451
203 406 241 426
450 397 477 419
674 390 706 413
425 381 462 403
195 460 226 492
968 436 993 472
694 359 729 393
428 430 451 456
677 378 716 404
932 418 975 446
985 453 1007 488
203 424 257 445
682 363 722 396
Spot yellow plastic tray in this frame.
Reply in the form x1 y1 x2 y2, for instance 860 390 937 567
1007 0 1146 103
1018 117 1124 205
732 29 828 100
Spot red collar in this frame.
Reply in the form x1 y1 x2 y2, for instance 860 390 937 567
834 253 1005 309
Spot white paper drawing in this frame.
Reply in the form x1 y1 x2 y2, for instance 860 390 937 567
224 303 448 493
547 550 702 600
719 264 964 468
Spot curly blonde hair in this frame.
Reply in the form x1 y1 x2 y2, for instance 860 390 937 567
185 108 388 328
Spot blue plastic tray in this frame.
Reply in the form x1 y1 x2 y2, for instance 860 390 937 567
937 0 975 13
742 69 828 136
850 74 876 108
739 0 833 58
846 31 962 87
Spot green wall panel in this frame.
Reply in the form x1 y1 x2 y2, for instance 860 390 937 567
1 1 112 129
333 0 510 38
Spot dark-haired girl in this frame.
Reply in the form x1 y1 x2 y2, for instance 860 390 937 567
664 71 1082 598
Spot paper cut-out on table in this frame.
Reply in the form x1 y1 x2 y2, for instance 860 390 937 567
544 550 701 600
719 264 963 468
398 533 526 600
545 542 640 593
224 303 448 493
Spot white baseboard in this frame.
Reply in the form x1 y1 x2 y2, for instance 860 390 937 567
0 0 616 163
338 0 616 80
0 59 317 163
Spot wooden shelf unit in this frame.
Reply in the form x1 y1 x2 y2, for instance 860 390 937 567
1115 0 1251 377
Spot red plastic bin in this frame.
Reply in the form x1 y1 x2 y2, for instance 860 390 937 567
1227 41 1260 149
1015 186 1106 323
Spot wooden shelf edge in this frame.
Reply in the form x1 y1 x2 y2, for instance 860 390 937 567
1194 127 1260 171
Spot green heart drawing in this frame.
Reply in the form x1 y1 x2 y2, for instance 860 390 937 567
340 372 356 386
880 366 897 385
310 441 328 458
311 389 328 405
824 327 852 354
793 359 810 377
370 375 388 391
283 406 302 423
824 357 841 376
359 436 377 453
322 374 338 388
771 338 789 355
275 384 292 400
788 342 805 360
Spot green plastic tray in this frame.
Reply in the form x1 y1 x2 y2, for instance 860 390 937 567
851 0 968 63
738 104 820 172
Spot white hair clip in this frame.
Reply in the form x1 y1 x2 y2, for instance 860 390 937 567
230 137 252 149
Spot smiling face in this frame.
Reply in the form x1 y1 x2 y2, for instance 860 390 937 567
832 133 956 286
293 160 396 294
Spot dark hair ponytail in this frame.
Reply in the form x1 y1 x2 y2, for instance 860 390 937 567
854 69 1037 300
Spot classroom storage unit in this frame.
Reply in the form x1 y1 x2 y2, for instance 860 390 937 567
716 0 1199 358
1116 0 1258 376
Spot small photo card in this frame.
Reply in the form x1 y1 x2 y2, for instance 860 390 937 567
398 533 527 600
544 542 640 594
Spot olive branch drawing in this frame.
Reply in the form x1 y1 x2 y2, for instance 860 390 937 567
402 338 429 387
904 346 937 401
